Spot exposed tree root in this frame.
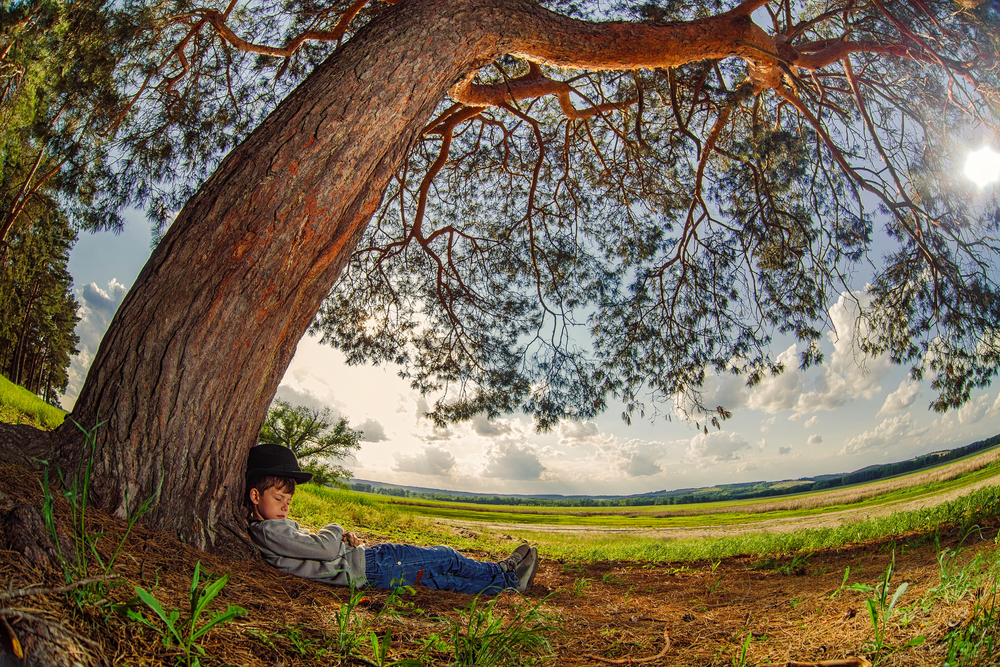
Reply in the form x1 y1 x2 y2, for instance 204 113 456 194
586 628 670 663
0 423 47 469
762 659 872 667
0 575 119 603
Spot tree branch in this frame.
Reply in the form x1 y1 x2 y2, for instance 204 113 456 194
178 0 400 59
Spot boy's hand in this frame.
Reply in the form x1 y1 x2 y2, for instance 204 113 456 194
342 532 363 547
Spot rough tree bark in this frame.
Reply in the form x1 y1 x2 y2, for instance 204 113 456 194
8 0 794 553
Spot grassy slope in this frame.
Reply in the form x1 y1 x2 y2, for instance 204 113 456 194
0 372 66 430
290 455 1000 563
343 451 1000 528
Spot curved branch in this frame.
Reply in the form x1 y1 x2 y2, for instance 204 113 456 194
505 2 777 74
794 40 953 71
411 106 484 242
450 70 635 120
181 0 400 59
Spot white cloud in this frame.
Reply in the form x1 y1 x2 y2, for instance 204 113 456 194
615 440 664 477
680 345 804 419
760 416 776 433
558 420 600 445
841 413 927 455
472 414 512 437
807 434 822 446
689 292 892 423
955 394 991 425
792 291 891 417
778 446 791 455
737 461 758 472
80 279 128 320
482 442 546 480
418 424 454 442
357 418 387 442
877 379 921 417
274 385 342 416
990 393 1000 418
393 446 456 476
685 431 751 463
745 345 805 414
415 396 431 420
64 279 130 407
803 416 818 428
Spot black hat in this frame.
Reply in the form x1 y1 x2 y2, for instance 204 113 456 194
246 443 313 483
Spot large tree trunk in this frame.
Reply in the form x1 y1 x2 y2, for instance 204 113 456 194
18 0 771 553
41 0 509 553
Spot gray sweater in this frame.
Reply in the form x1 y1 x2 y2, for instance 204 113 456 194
248 518 367 588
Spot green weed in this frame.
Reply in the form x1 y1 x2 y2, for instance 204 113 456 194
571 577 591 596
561 561 585 575
367 628 424 667
754 551 812 575
330 580 424 663
246 624 329 658
442 594 557 667
925 529 997 605
115 561 246 667
705 562 725 595
731 632 752 667
830 566 851 599
706 575 725 595
39 419 158 608
332 584 370 659
941 582 1000 666
847 555 925 662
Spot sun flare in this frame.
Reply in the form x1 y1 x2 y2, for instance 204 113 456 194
964 146 1000 188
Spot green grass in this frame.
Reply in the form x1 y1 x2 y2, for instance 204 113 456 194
0 372 67 430
351 459 1000 530
291 477 1000 564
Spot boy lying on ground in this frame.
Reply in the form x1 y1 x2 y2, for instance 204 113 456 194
245 444 539 594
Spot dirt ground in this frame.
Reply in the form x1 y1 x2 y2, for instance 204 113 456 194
1 461 997 667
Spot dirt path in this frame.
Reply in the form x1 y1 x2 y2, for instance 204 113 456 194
434 472 1000 540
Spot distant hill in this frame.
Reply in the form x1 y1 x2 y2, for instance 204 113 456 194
351 433 1000 507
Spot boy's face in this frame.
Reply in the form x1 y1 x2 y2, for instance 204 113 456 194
250 485 293 520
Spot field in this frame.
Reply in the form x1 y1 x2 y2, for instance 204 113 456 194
2 439 1000 666
290 446 1000 564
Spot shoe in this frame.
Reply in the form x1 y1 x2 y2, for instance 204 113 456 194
498 544 531 573
514 546 539 592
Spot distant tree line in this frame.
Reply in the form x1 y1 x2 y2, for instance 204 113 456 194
823 433 1000 488
350 483 411 498
350 434 1000 507
0 213 79 404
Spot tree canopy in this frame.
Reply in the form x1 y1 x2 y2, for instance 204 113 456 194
90 0 995 430
8 0 1000 428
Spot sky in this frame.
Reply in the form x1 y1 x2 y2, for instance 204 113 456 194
63 180 1000 499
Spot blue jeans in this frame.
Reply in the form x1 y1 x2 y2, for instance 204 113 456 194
364 544 518 595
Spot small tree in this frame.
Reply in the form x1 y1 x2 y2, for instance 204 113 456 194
259 399 362 489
